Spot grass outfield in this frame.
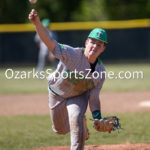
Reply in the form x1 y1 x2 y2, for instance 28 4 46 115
103 63 150 92
0 113 150 150
0 63 150 94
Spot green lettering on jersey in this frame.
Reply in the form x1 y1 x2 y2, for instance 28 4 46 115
63 69 95 91
59 44 65 50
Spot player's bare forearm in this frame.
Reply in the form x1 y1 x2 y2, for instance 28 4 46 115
35 23 56 53
29 9 56 53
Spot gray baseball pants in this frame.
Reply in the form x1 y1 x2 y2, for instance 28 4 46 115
48 89 89 150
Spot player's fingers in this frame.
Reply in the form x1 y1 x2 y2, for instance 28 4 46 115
28 9 39 24
28 14 35 21
30 10 38 18
29 10 33 17
31 9 35 12
29 10 37 17
33 13 38 17
28 15 32 21
28 12 33 18
29 9 35 16
31 9 38 15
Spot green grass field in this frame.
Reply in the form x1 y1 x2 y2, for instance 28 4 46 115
103 62 150 92
0 63 150 150
0 63 150 94
0 113 150 150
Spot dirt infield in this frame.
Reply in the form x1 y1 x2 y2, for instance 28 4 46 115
0 91 150 115
1 91 150 150
30 143 150 150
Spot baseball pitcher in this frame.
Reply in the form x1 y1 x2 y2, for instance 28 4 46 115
29 9 121 150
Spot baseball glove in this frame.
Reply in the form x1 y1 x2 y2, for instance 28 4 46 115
93 116 121 133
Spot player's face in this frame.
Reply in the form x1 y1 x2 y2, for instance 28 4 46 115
85 38 105 61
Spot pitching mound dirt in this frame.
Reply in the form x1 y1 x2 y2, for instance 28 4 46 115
30 143 150 150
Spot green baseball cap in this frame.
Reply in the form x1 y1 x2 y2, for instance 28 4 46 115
88 28 107 43
42 19 50 27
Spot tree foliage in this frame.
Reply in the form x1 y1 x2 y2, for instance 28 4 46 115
0 0 150 23
0 0 29 23
34 0 83 22
72 0 107 21
103 0 150 20
73 0 150 21
0 0 83 23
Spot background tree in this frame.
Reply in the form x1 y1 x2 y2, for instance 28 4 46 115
0 0 29 23
72 0 150 21
0 0 83 23
34 0 83 22
0 0 150 23
102 0 150 20
72 0 107 21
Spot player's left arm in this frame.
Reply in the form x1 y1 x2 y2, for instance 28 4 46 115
88 79 105 120
89 76 122 133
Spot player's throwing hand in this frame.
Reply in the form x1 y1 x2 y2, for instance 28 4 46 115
28 9 40 25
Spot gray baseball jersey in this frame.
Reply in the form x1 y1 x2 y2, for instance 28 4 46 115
47 41 105 150
47 41 105 112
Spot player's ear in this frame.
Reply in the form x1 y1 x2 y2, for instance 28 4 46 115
85 38 89 47
102 44 106 52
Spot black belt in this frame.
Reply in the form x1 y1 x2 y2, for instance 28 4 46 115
49 85 59 96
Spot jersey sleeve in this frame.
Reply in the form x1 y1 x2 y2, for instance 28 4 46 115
52 42 78 64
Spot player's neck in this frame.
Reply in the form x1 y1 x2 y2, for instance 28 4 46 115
86 56 97 64
84 52 97 64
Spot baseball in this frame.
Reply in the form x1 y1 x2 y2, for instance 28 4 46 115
29 0 37 4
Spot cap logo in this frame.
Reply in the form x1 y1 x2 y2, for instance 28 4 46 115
96 31 103 38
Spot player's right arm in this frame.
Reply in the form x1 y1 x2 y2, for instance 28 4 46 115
29 9 78 64
29 9 56 53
